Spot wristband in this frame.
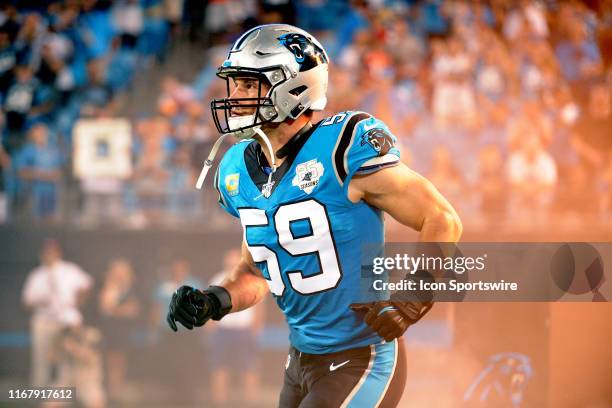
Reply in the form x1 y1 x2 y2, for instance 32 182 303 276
203 285 233 320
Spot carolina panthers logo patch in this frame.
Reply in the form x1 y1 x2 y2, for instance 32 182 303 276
361 128 395 155
278 33 328 71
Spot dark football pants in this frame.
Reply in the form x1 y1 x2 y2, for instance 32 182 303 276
279 339 406 408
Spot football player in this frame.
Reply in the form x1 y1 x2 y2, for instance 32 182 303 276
167 24 462 407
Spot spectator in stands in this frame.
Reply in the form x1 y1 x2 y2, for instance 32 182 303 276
208 248 263 407
78 0 116 61
338 27 371 73
0 25 16 95
506 130 558 220
112 0 144 48
15 123 63 222
13 12 45 66
38 7 84 93
3 64 40 151
79 59 115 118
0 3 20 42
473 34 514 147
519 39 559 97
503 0 549 43
99 258 140 402
390 61 426 138
473 1 496 29
417 0 450 37
159 75 196 115
138 0 171 62
104 35 138 93
475 44 508 106
385 17 425 75
21 239 93 386
431 36 477 129
540 88 581 203
555 19 602 88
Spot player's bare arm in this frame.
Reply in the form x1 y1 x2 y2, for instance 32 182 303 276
348 163 463 242
220 241 268 312
348 162 461 343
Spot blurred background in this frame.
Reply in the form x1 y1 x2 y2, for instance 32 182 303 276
0 0 611 407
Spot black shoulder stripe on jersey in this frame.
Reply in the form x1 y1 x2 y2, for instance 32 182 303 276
333 112 371 185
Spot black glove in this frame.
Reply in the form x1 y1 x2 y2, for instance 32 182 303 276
350 300 433 341
167 285 232 332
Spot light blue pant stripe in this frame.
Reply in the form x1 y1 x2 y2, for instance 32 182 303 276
346 340 397 408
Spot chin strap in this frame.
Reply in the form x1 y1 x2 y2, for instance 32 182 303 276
253 127 277 199
195 127 277 199
195 133 230 190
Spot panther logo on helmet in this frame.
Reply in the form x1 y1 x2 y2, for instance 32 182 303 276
278 33 328 71
361 129 395 155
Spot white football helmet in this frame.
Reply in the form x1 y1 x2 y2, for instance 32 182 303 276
211 24 329 138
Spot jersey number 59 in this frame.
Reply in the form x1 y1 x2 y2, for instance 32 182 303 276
238 199 342 296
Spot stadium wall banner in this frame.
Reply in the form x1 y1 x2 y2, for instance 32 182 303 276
73 118 132 180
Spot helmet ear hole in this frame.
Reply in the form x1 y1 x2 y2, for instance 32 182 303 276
289 85 308 96
290 103 306 118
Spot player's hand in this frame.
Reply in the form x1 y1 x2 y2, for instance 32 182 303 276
350 301 432 341
167 285 214 331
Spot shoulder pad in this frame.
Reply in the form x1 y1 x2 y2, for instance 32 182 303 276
331 113 400 186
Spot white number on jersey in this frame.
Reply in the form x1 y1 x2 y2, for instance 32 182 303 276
238 200 342 296
320 113 347 126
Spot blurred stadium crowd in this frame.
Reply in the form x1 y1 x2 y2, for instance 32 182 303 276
0 0 611 231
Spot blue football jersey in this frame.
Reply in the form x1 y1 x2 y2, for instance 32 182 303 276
215 111 401 354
